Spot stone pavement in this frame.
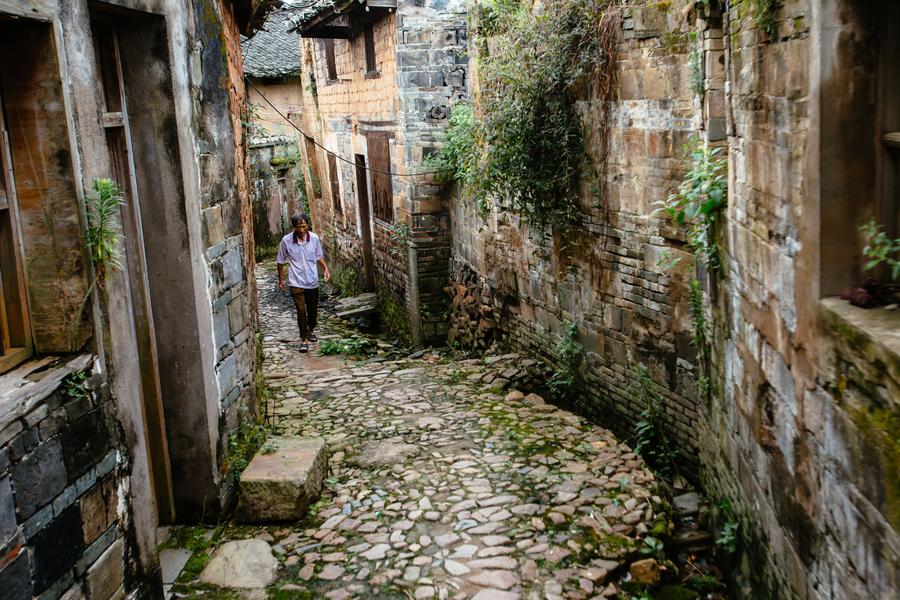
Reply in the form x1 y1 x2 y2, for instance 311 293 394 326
178 263 666 599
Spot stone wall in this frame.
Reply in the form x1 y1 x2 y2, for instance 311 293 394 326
449 0 899 598
249 136 303 251
0 357 141 598
0 0 266 595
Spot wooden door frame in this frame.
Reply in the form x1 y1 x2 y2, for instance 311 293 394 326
354 153 375 290
93 16 176 523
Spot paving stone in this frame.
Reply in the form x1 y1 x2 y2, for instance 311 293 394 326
468 570 518 590
200 540 278 588
196 264 661 598
159 549 192 584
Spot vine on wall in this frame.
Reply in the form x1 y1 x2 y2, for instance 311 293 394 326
428 0 622 228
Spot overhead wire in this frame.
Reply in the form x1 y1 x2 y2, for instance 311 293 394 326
244 76 442 178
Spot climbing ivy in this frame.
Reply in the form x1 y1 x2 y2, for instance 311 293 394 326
430 0 621 228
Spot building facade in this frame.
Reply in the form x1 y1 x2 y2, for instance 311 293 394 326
449 0 899 598
289 0 468 344
0 0 271 596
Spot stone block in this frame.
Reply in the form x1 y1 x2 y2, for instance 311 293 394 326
235 437 328 523
0 549 32 600
213 308 231 350
60 410 111 482
31 503 84 594
222 248 244 290
0 477 16 545
199 539 277 588
80 478 117 546
85 538 124 600
11 438 67 520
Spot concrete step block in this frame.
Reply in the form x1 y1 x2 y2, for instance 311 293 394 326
235 436 328 523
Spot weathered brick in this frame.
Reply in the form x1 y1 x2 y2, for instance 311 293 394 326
30 503 83 594
0 549 32 600
84 538 123 600
11 438 67 520
80 478 117 546
59 410 111 483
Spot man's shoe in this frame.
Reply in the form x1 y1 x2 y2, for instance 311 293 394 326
308 333 318 342
299 342 309 353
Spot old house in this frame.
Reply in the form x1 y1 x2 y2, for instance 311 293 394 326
242 10 308 254
0 0 272 597
288 0 468 344
446 0 899 598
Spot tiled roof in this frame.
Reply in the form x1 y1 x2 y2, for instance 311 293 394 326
282 0 339 31
241 11 303 78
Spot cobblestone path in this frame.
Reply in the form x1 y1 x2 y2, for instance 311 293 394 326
205 265 664 599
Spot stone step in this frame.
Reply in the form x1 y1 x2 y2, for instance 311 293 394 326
235 436 328 523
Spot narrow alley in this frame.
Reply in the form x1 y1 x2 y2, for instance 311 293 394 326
166 262 670 599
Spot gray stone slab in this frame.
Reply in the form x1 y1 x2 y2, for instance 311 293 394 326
199 540 277 588
159 549 192 584
235 437 327 523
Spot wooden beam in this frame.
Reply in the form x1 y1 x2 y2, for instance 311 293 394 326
300 25 353 40
365 0 397 7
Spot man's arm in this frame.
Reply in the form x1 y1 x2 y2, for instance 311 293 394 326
318 258 331 282
277 263 286 290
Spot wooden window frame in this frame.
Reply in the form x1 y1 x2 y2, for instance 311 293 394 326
324 39 337 82
363 22 378 77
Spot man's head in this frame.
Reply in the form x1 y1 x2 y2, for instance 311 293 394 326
291 212 310 241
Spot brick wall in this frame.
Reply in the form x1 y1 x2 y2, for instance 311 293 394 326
0 358 138 599
450 1 899 597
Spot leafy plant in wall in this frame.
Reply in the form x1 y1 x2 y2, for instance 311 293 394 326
860 220 900 282
431 0 621 229
84 178 126 276
631 362 679 478
547 321 583 403
70 178 126 348
388 221 410 260
654 138 727 272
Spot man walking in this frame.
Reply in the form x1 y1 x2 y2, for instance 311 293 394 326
277 212 330 352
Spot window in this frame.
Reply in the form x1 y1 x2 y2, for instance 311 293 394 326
327 152 342 215
366 134 393 223
304 137 324 200
0 87 31 373
363 22 377 74
324 39 337 81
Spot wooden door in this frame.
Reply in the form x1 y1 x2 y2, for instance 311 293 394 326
355 154 375 290
93 18 176 523
0 84 31 372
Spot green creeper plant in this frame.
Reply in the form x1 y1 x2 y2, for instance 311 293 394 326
631 363 679 478
430 0 621 228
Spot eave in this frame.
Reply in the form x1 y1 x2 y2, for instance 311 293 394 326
298 0 397 39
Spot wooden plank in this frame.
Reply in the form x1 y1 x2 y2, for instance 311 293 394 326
366 0 397 7
366 135 393 222
884 132 900 148
327 152 342 214
301 25 352 40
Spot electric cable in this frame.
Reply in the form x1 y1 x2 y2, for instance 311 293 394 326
244 76 442 178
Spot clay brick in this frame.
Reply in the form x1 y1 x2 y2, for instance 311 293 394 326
80 477 117 546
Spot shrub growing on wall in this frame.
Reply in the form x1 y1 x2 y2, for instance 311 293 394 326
430 0 621 228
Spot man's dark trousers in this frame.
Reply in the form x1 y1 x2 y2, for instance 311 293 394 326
289 286 319 339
